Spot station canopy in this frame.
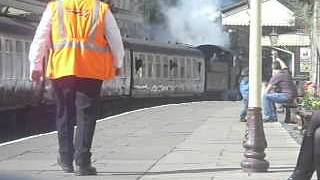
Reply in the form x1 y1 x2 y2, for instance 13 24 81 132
222 0 295 27
222 0 311 47
262 33 310 47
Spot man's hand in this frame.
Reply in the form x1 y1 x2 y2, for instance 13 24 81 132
31 70 43 82
275 57 281 62
265 84 273 94
115 68 121 76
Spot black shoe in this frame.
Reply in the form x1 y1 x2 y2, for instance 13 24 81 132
57 156 74 173
263 117 277 122
75 165 97 176
240 117 247 122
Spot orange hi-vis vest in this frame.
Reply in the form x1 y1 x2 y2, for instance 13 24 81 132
47 0 115 80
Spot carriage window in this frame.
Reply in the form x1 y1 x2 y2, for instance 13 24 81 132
5 39 12 52
172 58 178 78
122 51 129 73
147 54 153 78
155 55 161 78
198 62 202 74
180 58 185 78
169 60 178 70
0 52 1 75
186 58 191 78
135 58 142 72
139 54 146 77
193 60 200 78
163 57 169 78
114 0 120 8
25 42 30 53
122 1 127 9
0 39 2 75
16 41 23 53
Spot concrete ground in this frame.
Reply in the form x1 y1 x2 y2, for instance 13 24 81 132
0 101 313 180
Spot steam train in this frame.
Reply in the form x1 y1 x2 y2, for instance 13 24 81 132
0 19 237 112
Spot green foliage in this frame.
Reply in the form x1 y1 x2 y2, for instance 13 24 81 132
301 91 320 110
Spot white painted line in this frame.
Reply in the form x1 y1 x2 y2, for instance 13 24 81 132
0 131 58 148
0 101 204 148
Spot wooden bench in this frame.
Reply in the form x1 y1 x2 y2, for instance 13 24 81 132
296 109 313 134
281 101 298 124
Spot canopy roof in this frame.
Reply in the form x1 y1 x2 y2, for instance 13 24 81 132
222 0 295 27
262 33 310 47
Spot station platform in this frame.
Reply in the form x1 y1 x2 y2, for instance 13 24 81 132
0 101 308 180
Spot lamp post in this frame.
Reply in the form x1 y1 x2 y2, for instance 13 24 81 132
241 0 269 172
269 28 279 48
269 28 279 75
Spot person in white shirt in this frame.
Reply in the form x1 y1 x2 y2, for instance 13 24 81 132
29 0 124 175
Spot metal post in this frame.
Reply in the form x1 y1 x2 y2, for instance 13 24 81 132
271 50 277 76
312 1 316 84
241 0 269 172
313 1 320 86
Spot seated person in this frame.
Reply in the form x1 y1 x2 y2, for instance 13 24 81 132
263 57 297 122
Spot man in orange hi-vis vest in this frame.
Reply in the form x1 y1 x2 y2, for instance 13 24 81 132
29 0 124 176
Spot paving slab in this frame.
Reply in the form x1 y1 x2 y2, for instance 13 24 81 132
0 101 310 180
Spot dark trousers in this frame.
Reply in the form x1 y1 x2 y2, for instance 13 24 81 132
52 76 102 166
307 111 320 178
293 110 320 179
240 98 248 119
306 111 320 137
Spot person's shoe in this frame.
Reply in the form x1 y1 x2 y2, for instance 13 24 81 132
75 165 97 176
240 117 247 122
263 117 277 122
287 169 313 180
57 156 74 173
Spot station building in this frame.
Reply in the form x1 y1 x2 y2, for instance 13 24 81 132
221 0 311 81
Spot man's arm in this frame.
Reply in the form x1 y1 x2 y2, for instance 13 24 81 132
104 8 125 75
265 83 273 94
28 5 52 82
265 71 281 94
276 57 288 69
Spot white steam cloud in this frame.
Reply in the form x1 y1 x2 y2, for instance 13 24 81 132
162 0 229 47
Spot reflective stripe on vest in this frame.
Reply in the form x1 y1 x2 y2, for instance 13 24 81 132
53 40 111 52
88 0 100 42
54 0 109 52
57 0 66 39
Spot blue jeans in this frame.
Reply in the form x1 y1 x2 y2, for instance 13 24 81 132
263 93 290 120
240 98 248 119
